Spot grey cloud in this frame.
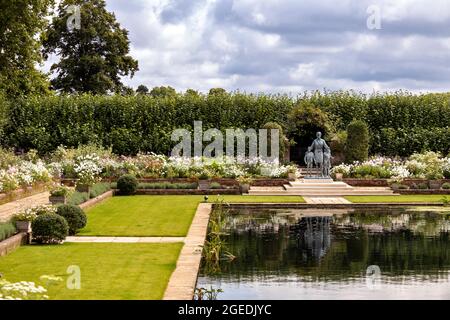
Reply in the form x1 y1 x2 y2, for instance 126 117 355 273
103 0 450 93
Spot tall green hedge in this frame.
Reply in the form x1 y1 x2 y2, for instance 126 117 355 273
345 120 369 163
2 91 450 156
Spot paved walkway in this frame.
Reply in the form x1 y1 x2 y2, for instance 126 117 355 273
0 191 50 222
303 196 351 204
164 203 212 300
65 236 185 243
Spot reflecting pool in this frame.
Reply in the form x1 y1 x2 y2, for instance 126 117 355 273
197 208 450 299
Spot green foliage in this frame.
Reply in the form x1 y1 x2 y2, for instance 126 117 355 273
150 86 177 98
442 183 450 190
139 182 198 189
0 222 16 242
351 164 391 179
136 85 149 95
209 182 222 189
287 100 332 144
66 182 110 205
67 191 89 206
117 174 138 195
2 91 450 157
56 205 87 235
42 0 138 94
32 214 69 244
0 0 51 98
89 182 111 198
345 120 369 163
262 122 289 162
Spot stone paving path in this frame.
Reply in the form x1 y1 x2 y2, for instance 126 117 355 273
65 236 185 243
0 191 50 222
163 203 212 300
303 196 351 204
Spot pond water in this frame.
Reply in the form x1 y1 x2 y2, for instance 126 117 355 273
197 208 450 300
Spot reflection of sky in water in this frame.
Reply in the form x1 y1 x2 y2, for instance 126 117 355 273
200 277 450 300
197 209 450 300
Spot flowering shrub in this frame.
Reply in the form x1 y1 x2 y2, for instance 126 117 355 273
0 280 48 300
50 184 72 197
332 152 450 180
13 205 57 222
74 155 102 186
0 158 52 193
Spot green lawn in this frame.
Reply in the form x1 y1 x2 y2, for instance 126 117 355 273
0 243 182 300
345 195 447 203
79 195 305 237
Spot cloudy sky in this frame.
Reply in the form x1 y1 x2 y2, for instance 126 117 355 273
59 0 450 93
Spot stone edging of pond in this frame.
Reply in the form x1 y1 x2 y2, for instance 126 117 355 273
163 203 212 300
222 203 445 210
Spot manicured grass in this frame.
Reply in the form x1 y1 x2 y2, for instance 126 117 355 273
80 195 305 237
80 195 200 237
0 243 182 300
345 195 447 203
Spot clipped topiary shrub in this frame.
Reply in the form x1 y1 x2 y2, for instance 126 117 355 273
56 205 87 235
117 174 138 195
442 182 450 190
32 214 69 244
345 120 369 163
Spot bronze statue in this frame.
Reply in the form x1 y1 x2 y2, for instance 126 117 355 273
308 131 331 178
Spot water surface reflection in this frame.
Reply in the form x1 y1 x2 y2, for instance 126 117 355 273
197 208 450 299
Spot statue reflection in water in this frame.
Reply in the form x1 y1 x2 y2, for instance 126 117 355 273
291 216 332 260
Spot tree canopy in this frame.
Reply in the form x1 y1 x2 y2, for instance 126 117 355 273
0 0 52 97
42 0 138 94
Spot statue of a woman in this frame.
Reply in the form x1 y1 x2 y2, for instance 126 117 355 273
309 131 331 177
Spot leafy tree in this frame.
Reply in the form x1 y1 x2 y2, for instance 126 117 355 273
42 0 138 94
0 0 52 97
345 120 369 163
185 89 200 97
149 86 176 98
209 88 227 95
287 100 332 144
136 85 149 95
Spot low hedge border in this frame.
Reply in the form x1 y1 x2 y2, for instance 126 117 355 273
113 189 241 195
396 190 450 195
63 177 290 187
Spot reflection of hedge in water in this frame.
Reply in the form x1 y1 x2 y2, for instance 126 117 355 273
203 211 450 281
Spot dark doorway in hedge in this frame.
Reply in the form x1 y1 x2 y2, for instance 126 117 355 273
287 102 332 165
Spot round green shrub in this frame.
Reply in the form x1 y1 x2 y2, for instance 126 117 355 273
32 214 69 244
117 174 138 195
345 120 369 163
442 182 450 190
56 205 87 235
418 183 429 190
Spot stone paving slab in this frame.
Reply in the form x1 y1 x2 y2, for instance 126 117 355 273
0 192 50 222
65 236 186 243
163 203 212 300
303 196 351 204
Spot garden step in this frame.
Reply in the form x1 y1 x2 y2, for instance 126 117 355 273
285 184 352 190
249 186 395 196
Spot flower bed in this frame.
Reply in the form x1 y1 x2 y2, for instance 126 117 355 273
1 146 297 197
333 152 450 180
